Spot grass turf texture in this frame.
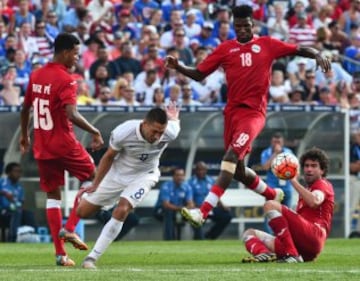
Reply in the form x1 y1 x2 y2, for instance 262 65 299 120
0 239 359 281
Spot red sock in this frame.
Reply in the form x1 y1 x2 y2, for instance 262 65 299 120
269 216 299 257
245 236 270 255
200 185 225 219
64 192 81 232
248 175 276 200
46 208 66 256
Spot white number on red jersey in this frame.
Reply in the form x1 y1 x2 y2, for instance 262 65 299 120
240 53 252 67
33 97 54 130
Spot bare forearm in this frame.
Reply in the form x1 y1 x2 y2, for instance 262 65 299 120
175 63 207 81
290 179 319 208
93 154 113 187
295 46 321 59
68 111 100 135
20 107 30 137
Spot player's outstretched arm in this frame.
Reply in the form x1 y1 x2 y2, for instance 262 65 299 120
165 55 207 82
295 46 332 73
65 104 104 151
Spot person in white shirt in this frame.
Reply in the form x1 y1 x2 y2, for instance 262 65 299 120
77 104 181 269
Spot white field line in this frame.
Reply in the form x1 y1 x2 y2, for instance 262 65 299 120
0 268 359 274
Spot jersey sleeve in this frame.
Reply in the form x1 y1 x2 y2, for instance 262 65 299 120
269 37 297 60
165 120 180 140
109 124 126 151
58 78 77 107
196 44 224 76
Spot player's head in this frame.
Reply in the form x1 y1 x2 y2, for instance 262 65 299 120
53 33 80 68
271 132 284 147
141 107 168 143
172 167 185 185
300 147 329 182
4 162 22 182
232 5 254 43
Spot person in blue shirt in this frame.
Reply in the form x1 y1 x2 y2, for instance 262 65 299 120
188 161 232 240
261 132 294 233
0 162 24 242
156 167 194 240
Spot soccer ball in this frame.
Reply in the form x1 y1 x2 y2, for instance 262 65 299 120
271 152 299 180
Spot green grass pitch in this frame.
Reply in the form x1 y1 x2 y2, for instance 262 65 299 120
0 239 359 281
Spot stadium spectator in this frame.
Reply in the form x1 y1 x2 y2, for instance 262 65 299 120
191 21 220 51
168 5 331 228
165 84 181 105
87 0 113 23
77 105 180 269
288 11 317 47
0 69 21 105
183 9 202 38
82 35 104 71
299 69 320 102
343 33 360 75
313 5 333 30
286 0 313 28
0 162 38 242
88 64 115 98
61 0 88 33
148 8 165 35
188 161 232 240
134 0 160 25
212 5 235 40
153 86 165 107
173 28 194 67
160 18 187 49
268 69 291 104
9 0 35 32
141 45 165 79
242 147 334 263
156 167 194 240
33 0 52 22
288 85 308 104
33 20 54 61
89 45 113 80
20 33 104 266
111 77 129 102
134 68 160 105
52 0 67 23
45 10 60 41
76 79 95 105
115 85 140 106
217 21 236 43
266 3 289 41
109 41 142 79
328 20 351 54
338 0 360 35
349 129 360 237
17 22 38 59
181 83 202 106
112 8 137 43
13 49 32 96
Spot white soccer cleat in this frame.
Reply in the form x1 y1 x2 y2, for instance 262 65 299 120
81 257 97 269
181 208 204 228
274 188 284 203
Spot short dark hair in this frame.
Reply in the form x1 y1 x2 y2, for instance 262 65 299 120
5 162 21 174
232 5 253 19
272 132 283 139
54 33 80 54
300 147 329 177
145 107 168 125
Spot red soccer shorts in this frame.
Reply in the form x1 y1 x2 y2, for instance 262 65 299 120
37 143 95 192
275 206 327 261
223 106 265 160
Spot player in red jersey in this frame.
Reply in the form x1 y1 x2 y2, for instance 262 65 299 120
242 147 335 263
165 5 332 227
20 33 104 266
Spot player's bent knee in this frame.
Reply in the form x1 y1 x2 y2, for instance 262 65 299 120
242 228 256 241
264 200 281 212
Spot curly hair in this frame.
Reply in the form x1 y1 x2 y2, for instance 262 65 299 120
300 147 329 177
232 5 253 19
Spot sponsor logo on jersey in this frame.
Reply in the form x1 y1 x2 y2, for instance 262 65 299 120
251 44 261 53
229 47 240 53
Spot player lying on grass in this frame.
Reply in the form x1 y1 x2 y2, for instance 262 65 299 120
241 148 334 263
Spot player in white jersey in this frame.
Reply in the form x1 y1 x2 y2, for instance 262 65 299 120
76 103 180 269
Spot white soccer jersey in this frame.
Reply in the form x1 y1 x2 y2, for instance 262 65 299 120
102 119 180 184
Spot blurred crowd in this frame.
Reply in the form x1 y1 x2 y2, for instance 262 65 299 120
0 0 360 113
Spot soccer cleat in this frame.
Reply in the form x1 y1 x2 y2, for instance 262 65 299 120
181 208 204 228
274 188 284 203
56 255 75 266
242 253 277 263
82 256 97 269
59 228 89 250
277 254 304 263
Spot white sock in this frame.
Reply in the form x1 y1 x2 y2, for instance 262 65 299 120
88 217 123 261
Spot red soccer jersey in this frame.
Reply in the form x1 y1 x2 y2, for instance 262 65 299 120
24 63 78 159
296 178 335 235
197 37 297 115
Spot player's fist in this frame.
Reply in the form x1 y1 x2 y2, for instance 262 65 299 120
165 56 178 69
91 131 104 151
19 136 30 154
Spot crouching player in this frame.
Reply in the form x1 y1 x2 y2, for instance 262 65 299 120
242 147 334 263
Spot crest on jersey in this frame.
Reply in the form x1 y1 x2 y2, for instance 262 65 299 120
251 44 261 53
139 154 149 161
